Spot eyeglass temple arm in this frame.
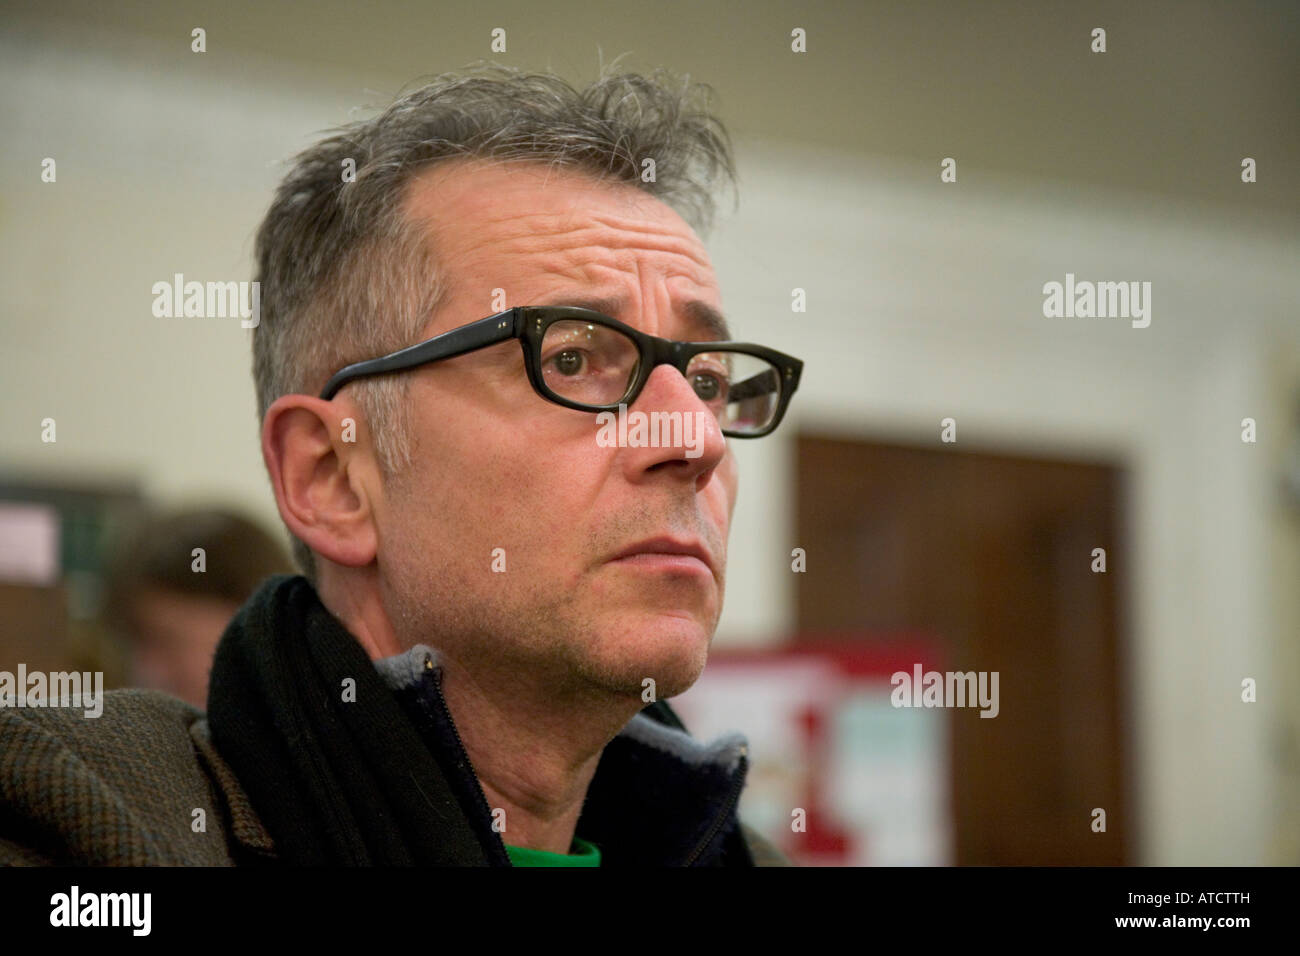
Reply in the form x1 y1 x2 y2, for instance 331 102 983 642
725 355 805 403
728 367 782 402
319 309 520 399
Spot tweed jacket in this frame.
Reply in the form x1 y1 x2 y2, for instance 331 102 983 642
0 687 790 866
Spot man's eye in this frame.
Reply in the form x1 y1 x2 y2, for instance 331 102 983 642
548 349 587 376
692 372 727 402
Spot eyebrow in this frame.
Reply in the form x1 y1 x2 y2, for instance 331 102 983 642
536 296 732 342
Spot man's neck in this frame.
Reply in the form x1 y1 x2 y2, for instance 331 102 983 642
319 573 639 854
318 567 406 661
438 660 640 854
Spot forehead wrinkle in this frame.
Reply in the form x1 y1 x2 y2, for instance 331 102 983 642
476 218 710 266
464 194 706 246
412 171 720 334
454 236 716 312
509 223 711 281
571 214 710 263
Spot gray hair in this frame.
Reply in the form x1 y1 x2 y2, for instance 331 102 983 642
251 61 737 581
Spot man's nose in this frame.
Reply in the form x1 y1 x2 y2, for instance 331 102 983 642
623 363 728 471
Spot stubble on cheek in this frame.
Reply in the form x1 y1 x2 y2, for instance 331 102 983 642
379 477 576 676
379 430 728 699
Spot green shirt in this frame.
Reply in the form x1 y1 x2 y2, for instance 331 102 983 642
505 836 601 867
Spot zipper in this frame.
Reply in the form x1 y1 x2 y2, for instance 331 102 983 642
424 660 511 865
682 744 748 866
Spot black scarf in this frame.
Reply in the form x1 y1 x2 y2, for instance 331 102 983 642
206 574 489 865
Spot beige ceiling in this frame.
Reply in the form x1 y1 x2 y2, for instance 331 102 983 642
6 0 1297 228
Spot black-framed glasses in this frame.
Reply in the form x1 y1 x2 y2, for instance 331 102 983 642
320 306 804 438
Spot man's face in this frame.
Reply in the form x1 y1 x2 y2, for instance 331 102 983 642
129 589 236 710
375 159 738 702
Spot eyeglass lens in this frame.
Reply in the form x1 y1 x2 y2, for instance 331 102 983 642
540 319 781 435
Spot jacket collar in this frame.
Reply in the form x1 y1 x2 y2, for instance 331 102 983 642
375 644 751 866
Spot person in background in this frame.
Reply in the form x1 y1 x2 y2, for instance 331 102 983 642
101 508 292 709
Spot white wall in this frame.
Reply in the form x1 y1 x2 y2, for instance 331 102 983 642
712 138 1299 865
2 31 1297 865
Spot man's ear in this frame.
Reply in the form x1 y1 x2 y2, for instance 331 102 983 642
261 393 379 568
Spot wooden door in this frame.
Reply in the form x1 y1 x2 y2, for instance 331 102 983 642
795 433 1130 864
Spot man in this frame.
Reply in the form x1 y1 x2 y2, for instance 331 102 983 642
0 64 802 866
101 507 294 709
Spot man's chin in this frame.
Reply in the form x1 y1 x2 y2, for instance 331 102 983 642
584 609 714 700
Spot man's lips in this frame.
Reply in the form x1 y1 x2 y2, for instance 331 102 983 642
607 537 714 575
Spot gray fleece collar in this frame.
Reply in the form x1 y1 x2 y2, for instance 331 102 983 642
373 643 747 777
